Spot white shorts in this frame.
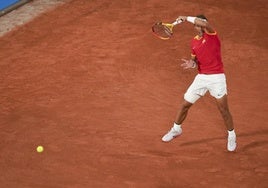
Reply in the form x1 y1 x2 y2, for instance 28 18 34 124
184 73 227 104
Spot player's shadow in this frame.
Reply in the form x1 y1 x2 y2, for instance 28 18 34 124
179 129 268 151
241 140 268 151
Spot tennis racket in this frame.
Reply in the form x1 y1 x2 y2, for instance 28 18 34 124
152 19 183 40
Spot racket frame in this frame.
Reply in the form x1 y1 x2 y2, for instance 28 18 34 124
152 19 183 40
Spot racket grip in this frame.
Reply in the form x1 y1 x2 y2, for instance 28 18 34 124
172 19 183 26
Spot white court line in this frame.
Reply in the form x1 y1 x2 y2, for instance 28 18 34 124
0 0 69 37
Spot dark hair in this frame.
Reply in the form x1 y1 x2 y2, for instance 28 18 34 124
196 14 208 21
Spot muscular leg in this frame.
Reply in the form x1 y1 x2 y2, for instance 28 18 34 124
215 95 234 130
174 99 193 125
216 94 237 151
162 99 193 142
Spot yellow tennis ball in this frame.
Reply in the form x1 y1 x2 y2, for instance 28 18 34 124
36 146 44 153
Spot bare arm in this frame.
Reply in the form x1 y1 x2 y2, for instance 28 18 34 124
177 16 216 33
194 17 215 33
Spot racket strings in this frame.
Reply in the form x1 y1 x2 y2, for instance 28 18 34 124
152 24 172 39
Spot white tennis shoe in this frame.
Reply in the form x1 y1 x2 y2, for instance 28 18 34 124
227 135 237 151
162 126 182 142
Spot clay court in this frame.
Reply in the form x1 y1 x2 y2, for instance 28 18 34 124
0 0 267 187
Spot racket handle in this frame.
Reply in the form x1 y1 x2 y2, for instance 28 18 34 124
172 19 183 26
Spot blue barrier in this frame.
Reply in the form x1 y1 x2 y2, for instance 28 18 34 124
0 0 20 11
0 0 31 16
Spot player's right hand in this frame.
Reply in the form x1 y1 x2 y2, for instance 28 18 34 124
176 16 187 22
181 58 196 69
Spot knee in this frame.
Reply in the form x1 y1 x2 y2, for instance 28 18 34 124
181 100 192 111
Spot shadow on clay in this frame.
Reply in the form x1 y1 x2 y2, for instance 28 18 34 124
241 140 268 151
179 129 268 149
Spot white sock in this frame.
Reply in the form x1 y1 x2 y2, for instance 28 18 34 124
228 129 236 137
173 123 181 131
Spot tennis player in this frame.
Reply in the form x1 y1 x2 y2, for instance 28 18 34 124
162 15 237 151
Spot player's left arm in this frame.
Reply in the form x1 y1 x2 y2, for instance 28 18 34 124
194 18 215 34
176 16 216 34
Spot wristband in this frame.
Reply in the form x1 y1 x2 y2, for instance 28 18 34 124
187 16 196 24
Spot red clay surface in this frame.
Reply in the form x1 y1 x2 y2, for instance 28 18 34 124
0 0 267 187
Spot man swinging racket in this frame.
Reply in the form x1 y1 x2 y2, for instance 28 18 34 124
161 15 237 152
